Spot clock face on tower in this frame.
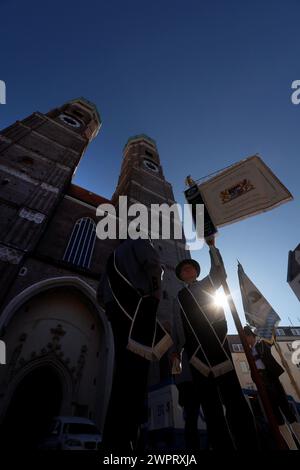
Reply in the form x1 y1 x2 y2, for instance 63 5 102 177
58 113 81 128
143 159 159 173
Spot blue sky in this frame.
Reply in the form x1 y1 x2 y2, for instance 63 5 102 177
1 0 300 332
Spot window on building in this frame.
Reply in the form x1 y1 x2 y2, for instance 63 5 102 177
291 328 300 336
63 217 96 269
240 361 249 373
232 344 244 353
145 150 153 158
276 328 285 336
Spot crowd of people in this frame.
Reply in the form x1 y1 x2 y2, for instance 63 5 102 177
97 236 300 452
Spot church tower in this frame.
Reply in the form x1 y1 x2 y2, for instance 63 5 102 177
0 98 101 305
112 134 189 333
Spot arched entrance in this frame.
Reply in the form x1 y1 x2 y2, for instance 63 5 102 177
2 366 62 449
0 276 114 436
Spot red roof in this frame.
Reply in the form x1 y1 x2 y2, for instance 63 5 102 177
67 184 112 207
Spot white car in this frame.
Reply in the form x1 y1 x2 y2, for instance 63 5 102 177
39 416 102 450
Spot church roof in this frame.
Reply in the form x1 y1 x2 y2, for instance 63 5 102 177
123 134 157 150
67 184 111 208
69 97 102 126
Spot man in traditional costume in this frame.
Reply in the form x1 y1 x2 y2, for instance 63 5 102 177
98 237 172 452
244 326 300 449
172 239 258 450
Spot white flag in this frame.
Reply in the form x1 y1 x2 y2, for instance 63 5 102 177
198 155 293 227
238 262 281 341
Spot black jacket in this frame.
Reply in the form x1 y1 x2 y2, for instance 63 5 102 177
255 341 284 378
176 249 233 378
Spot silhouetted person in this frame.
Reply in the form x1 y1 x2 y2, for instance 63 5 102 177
98 237 170 452
244 325 300 449
172 239 258 450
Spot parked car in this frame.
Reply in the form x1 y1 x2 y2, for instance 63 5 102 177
39 416 102 450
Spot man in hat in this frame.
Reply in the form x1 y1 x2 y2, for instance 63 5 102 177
244 326 300 449
98 237 172 452
172 239 258 450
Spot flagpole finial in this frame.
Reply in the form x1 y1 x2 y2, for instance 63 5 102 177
185 175 196 187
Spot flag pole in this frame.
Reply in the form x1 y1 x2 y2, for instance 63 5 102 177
184 179 287 450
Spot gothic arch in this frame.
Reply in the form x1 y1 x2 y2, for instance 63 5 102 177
0 356 73 424
0 276 114 431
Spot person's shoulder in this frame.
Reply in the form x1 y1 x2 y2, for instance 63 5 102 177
117 238 145 253
257 339 271 353
132 237 156 252
196 275 211 289
177 285 187 298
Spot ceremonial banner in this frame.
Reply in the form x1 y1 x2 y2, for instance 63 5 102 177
238 262 281 341
198 155 293 227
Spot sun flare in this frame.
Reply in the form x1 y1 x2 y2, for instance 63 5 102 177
213 291 228 308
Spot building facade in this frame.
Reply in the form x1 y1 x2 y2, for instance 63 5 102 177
0 98 188 444
287 244 300 302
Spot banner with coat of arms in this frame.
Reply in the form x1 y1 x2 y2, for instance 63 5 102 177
198 155 293 227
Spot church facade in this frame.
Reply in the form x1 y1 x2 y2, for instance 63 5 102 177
0 98 188 440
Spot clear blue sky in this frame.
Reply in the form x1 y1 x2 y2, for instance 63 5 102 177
1 0 300 332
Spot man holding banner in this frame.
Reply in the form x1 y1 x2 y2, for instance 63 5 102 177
184 154 294 449
173 239 258 450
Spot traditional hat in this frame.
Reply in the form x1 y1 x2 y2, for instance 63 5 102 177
243 325 257 337
175 259 200 281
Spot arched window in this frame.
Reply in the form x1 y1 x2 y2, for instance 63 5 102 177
63 217 96 269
